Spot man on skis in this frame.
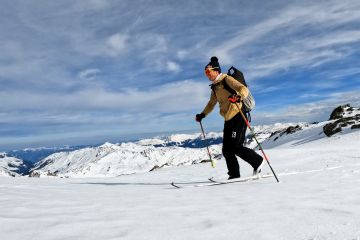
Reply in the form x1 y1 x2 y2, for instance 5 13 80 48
195 56 263 180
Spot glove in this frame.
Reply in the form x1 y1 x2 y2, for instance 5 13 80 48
195 113 205 122
228 94 241 103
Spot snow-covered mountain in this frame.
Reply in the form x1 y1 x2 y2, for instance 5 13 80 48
0 152 31 177
29 142 222 178
7 145 88 163
12 104 360 178
137 132 223 148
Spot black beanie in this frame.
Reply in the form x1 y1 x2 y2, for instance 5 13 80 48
205 56 221 73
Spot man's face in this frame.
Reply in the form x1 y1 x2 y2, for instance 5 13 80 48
204 67 219 81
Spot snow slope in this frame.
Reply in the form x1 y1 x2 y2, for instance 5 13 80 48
0 153 29 177
0 129 359 240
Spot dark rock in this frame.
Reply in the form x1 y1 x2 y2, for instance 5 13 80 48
29 171 40 178
199 159 212 164
324 104 360 137
149 165 161 172
46 170 57 176
285 125 302 134
323 115 360 137
149 163 169 172
269 130 282 138
329 104 350 120
270 125 303 141
323 122 342 137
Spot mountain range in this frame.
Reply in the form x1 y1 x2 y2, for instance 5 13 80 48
1 104 359 178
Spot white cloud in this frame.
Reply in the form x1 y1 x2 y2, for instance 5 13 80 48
176 50 189 60
318 68 360 80
1 0 360 149
302 30 360 50
210 1 360 80
136 34 168 56
0 79 209 113
299 93 321 99
78 68 101 80
106 33 129 56
166 61 180 73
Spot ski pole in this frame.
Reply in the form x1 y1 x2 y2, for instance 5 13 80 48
234 104 280 182
199 121 216 168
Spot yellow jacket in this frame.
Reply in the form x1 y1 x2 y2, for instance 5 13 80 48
202 74 249 121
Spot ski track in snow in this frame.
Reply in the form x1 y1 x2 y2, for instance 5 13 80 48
1 131 360 239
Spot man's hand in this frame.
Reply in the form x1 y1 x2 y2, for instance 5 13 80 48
228 94 241 103
195 113 205 122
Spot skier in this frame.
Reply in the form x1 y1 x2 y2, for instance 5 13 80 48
195 57 264 179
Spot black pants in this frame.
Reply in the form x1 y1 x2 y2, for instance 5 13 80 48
222 112 263 177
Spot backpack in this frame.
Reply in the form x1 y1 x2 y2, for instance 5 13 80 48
223 66 255 113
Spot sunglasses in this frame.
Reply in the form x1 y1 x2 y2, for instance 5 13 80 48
205 67 218 75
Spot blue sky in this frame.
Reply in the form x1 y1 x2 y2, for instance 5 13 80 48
1 0 360 150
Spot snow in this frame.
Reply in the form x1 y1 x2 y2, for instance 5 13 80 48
260 122 324 149
136 133 203 146
30 142 222 178
0 155 25 177
136 132 222 146
29 122 337 178
342 105 359 118
1 129 360 239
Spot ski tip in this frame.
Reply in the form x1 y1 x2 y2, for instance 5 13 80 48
171 182 181 188
208 177 215 182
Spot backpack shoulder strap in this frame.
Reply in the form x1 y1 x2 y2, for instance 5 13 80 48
210 84 216 96
222 76 237 95
210 75 238 96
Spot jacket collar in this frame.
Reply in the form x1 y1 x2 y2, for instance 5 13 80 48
210 73 226 86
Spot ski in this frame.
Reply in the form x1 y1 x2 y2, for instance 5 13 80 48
171 173 273 188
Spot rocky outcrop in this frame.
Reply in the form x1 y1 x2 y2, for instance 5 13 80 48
270 125 303 141
29 171 40 178
329 104 350 120
324 104 360 137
